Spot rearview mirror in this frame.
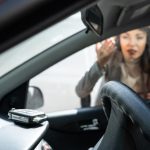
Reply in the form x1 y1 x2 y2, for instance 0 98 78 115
81 4 103 36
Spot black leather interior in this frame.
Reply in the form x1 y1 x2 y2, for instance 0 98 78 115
94 81 150 150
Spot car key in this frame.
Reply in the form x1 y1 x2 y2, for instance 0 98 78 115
8 108 47 125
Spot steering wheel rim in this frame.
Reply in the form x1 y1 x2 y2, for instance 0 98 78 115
100 81 150 139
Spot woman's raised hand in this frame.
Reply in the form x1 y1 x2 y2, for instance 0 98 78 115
96 38 116 68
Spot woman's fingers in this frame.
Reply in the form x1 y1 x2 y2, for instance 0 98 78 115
95 38 116 67
98 39 115 57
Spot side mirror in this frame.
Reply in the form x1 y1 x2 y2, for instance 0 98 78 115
81 4 103 36
26 86 44 109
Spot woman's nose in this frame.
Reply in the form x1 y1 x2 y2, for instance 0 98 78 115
129 38 137 46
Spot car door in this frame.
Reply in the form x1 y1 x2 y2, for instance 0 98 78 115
29 46 107 150
44 107 107 150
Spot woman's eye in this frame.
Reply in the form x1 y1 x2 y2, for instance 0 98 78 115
137 36 144 40
122 35 129 39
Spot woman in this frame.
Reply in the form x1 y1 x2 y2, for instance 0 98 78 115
75 26 150 105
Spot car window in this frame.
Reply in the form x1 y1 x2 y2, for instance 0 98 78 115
30 45 96 113
0 12 85 77
29 26 150 112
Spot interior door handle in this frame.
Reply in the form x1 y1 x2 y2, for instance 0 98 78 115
80 119 99 131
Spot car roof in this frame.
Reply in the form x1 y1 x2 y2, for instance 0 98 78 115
0 0 150 53
0 0 98 53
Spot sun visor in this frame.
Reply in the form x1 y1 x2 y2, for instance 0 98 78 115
117 1 150 26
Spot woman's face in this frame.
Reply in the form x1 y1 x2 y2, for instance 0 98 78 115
120 29 147 63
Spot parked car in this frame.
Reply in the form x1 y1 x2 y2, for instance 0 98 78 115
0 0 150 150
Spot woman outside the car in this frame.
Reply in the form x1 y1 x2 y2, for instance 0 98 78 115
76 26 150 105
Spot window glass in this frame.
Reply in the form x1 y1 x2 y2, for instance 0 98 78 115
30 45 96 113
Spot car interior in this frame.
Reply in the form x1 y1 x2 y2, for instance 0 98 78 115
0 0 150 150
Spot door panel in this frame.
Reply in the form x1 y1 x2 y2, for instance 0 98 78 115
44 107 107 150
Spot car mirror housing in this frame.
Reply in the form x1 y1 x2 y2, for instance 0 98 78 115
26 86 44 109
81 4 103 37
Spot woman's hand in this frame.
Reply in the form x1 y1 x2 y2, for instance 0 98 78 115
96 38 116 68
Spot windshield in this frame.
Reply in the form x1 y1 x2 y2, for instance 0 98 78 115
0 12 85 77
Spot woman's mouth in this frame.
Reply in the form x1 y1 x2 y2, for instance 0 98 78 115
127 49 137 55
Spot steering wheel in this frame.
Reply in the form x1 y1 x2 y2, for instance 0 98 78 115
94 81 150 150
